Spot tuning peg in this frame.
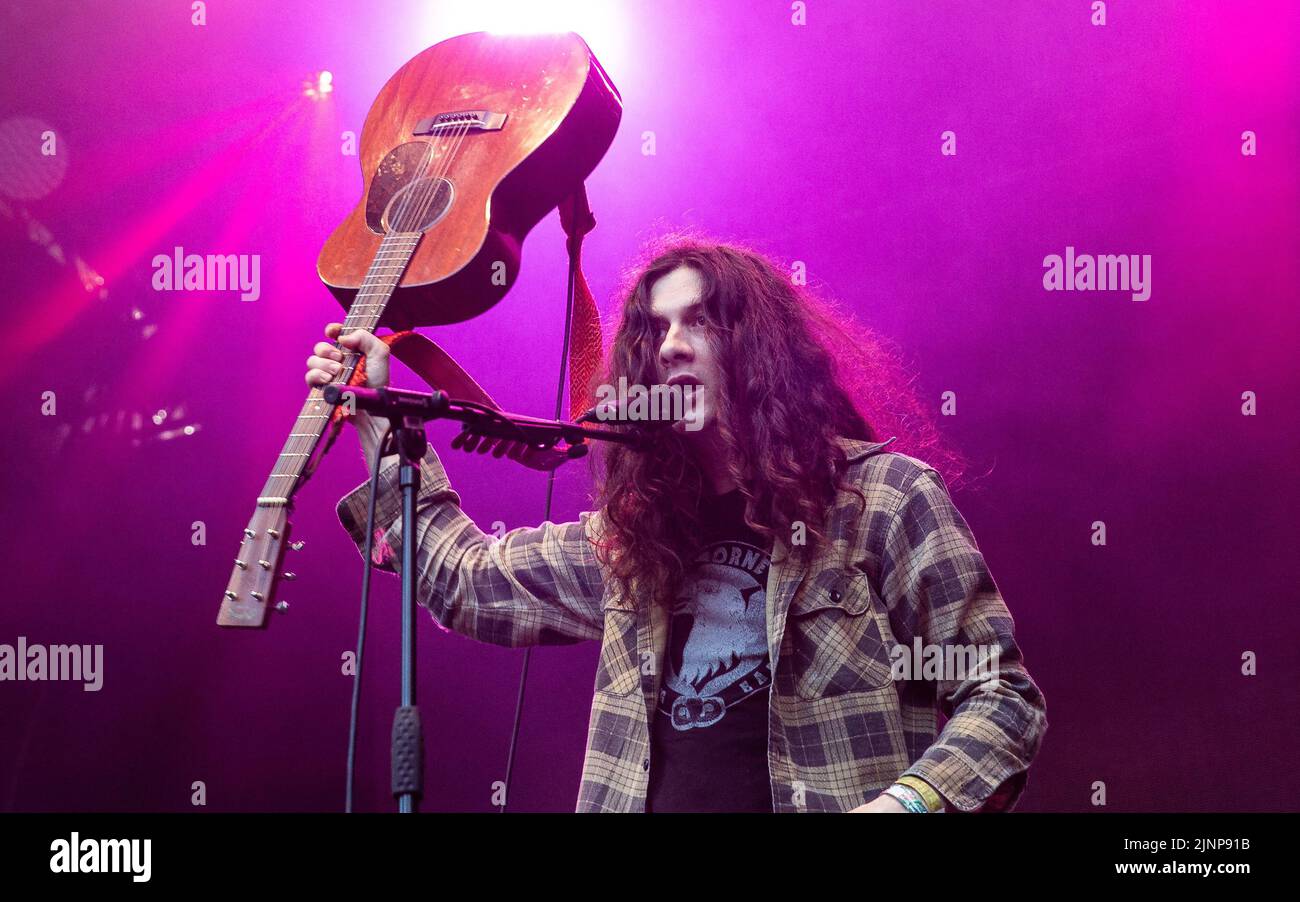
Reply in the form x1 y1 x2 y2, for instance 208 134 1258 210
267 528 280 539
290 541 305 551
283 572 297 581
275 601 289 613
244 528 256 538
234 559 247 570
257 560 271 570
224 590 236 600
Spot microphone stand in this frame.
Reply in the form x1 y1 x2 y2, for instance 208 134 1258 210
321 383 648 813
389 412 425 814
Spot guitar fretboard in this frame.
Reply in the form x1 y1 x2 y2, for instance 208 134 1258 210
258 231 422 505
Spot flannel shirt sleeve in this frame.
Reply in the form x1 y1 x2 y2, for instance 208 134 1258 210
335 446 607 647
878 467 1048 812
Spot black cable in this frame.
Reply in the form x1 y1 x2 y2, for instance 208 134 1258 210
345 420 394 813
498 222 581 813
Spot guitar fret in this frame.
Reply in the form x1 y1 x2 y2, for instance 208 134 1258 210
276 237 414 504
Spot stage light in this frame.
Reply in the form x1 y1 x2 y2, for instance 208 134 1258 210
302 70 334 100
424 0 627 70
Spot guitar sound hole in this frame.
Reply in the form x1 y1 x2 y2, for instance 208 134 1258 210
382 177 454 234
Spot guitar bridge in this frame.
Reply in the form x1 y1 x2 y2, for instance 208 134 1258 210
413 110 507 135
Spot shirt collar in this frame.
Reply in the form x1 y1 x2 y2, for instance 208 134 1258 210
835 435 899 467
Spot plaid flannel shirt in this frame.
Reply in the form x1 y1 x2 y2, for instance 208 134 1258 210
336 435 1048 813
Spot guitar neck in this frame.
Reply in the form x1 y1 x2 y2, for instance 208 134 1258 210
258 231 422 508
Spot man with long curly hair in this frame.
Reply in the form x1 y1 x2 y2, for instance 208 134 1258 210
308 237 1047 813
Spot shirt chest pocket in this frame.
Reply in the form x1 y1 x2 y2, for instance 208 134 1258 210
594 598 642 696
785 569 895 700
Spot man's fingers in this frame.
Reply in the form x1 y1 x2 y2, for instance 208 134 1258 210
447 431 566 471
313 341 343 361
336 328 387 358
307 354 343 373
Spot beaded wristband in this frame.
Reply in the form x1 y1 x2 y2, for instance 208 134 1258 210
881 783 930 813
895 775 945 813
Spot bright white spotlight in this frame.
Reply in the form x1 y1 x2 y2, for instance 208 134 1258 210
425 0 627 69
302 70 334 100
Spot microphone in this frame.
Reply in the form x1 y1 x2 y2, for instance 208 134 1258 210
576 378 702 432
322 384 449 418
575 399 683 428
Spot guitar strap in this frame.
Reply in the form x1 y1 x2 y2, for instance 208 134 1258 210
557 185 603 424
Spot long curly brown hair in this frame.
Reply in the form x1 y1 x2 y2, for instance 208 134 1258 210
590 234 969 612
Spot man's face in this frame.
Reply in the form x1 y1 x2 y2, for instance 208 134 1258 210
649 265 719 434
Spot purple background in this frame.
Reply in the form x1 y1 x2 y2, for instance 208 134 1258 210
1 0 1297 812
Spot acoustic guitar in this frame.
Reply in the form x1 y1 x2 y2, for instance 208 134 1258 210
218 31 621 628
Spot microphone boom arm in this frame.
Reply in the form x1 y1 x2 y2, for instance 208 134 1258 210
321 384 649 469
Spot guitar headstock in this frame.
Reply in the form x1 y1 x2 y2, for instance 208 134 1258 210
217 505 299 628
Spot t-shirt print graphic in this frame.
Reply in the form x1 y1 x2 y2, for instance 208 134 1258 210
660 539 772 731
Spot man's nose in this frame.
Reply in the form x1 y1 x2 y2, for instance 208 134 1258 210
658 327 693 368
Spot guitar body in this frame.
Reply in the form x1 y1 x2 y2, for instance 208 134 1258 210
317 31 622 329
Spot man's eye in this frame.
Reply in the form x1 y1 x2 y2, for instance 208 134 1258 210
693 314 707 327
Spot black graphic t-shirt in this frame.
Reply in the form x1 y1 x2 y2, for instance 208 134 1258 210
646 489 774 813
